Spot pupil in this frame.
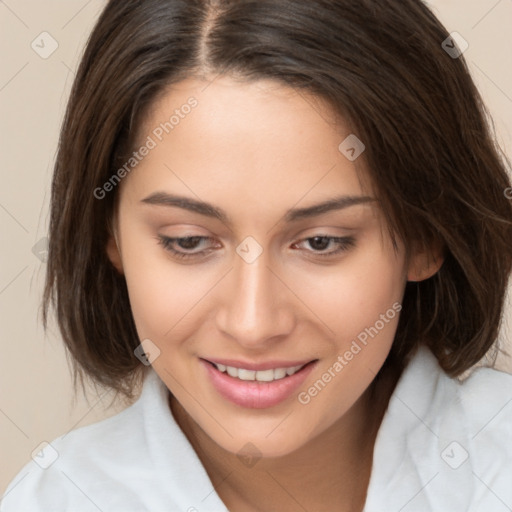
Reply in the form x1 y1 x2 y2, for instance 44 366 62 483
179 237 201 250
310 236 329 250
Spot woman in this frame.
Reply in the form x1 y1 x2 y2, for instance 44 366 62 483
2 0 512 510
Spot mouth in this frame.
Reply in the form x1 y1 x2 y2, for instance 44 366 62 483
204 360 312 382
200 358 318 409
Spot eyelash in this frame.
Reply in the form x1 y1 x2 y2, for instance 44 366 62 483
156 234 356 261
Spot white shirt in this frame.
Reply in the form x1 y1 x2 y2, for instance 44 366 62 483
2 345 512 511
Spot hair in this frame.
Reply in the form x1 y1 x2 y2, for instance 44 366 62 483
43 0 512 399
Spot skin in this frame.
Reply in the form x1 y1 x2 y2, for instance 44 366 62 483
107 76 442 511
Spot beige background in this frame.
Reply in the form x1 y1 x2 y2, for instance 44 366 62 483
1 0 511 496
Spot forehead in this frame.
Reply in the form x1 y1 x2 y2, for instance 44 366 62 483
121 76 374 222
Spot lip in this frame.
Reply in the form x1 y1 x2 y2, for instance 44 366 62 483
204 357 314 372
201 358 318 409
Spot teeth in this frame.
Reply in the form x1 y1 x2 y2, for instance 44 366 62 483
213 363 306 381
238 369 256 380
287 365 302 376
226 366 238 378
274 368 287 379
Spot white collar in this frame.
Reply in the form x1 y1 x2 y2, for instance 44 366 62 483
141 344 512 511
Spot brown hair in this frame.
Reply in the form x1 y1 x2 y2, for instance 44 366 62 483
43 0 512 398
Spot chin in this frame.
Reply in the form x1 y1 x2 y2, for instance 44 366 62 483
223 434 306 461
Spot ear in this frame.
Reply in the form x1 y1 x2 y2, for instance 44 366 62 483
406 239 444 282
106 229 124 275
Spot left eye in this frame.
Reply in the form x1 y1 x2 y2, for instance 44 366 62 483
156 235 217 260
156 234 356 261
291 235 356 258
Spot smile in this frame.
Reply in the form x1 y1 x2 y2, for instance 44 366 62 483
211 362 307 382
201 358 318 409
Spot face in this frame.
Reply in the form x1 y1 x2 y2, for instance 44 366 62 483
108 76 434 458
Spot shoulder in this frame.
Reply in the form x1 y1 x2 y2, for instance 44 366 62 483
398 345 512 435
449 361 512 463
1 374 154 512
365 346 512 511
1 369 228 512
456 361 512 428
403 346 512 455
427 354 512 509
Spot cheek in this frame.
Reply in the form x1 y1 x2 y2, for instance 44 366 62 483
120 234 207 341
294 236 405 345
293 239 405 426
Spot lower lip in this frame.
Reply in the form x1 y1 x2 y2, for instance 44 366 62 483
201 359 317 409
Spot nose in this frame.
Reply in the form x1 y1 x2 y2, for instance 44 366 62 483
215 249 295 349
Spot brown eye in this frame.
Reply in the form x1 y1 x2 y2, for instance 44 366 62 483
156 235 218 260
292 235 356 258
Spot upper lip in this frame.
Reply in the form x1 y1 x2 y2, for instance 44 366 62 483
203 357 317 371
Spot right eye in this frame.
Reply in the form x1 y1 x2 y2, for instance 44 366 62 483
156 235 219 261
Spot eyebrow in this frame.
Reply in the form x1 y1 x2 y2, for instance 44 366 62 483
140 192 375 225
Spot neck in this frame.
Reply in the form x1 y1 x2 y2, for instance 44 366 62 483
169 363 399 512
